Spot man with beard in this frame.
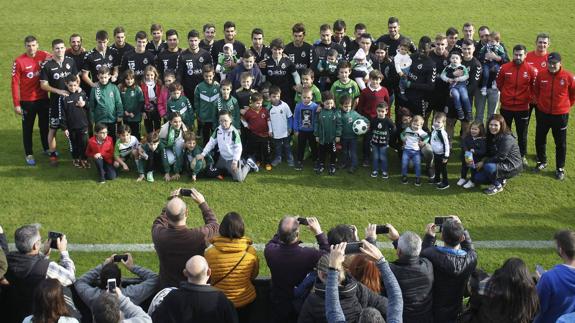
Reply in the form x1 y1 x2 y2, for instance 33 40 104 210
156 29 181 79
111 26 134 63
176 30 213 98
284 23 314 76
375 16 416 59
210 21 246 69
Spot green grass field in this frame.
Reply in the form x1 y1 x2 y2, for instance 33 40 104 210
1 0 575 276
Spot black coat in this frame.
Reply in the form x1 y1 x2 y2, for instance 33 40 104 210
485 132 523 179
420 231 478 322
390 254 434 323
297 274 388 323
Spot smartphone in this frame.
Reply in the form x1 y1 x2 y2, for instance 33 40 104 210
180 188 193 197
434 216 453 233
344 242 363 254
107 278 117 293
376 225 389 234
536 264 546 276
113 254 128 262
48 231 63 249
297 217 309 226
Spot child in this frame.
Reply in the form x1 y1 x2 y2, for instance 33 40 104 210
268 86 295 167
440 52 472 121
315 91 342 175
85 123 116 183
340 95 368 173
350 48 373 90
358 70 391 166
194 64 220 145
317 49 340 91
113 124 141 179
158 70 176 120
159 112 188 181
479 31 506 95
166 82 195 130
241 92 272 170
430 112 451 189
395 39 413 100
400 115 429 186
260 82 272 110
216 43 238 80
293 88 319 171
370 102 395 178
89 67 123 142
218 79 241 129
136 131 162 182
294 69 322 104
119 70 145 141
458 121 487 189
181 131 213 181
198 110 256 182
330 61 360 109
235 72 257 110
140 65 164 134
60 75 89 168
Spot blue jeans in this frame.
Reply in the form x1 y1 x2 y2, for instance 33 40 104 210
273 137 294 163
399 67 410 93
473 162 501 186
450 83 472 121
402 149 421 177
372 145 388 173
481 62 500 88
341 138 358 168
94 158 117 181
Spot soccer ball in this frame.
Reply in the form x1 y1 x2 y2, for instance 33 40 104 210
352 119 368 135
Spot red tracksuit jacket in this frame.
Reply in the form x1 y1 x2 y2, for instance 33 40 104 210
496 61 538 111
534 67 575 115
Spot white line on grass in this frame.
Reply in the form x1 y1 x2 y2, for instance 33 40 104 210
8 240 555 252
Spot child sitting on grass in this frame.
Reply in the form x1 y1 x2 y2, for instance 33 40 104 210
113 124 141 179
136 131 161 182
159 112 188 181
181 131 213 181
458 121 487 189
86 123 116 183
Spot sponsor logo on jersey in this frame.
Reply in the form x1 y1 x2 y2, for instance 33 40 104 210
417 64 422 70
26 72 34 78
281 63 286 69
301 51 306 58
560 79 565 86
108 55 113 61
110 92 114 98
541 62 547 68
143 58 148 65
199 57 204 63
66 63 71 69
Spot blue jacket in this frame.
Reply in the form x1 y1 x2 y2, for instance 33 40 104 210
293 102 318 133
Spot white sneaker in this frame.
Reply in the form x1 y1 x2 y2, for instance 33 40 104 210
480 87 487 96
463 180 475 189
456 178 467 186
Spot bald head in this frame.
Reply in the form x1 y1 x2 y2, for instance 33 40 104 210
278 216 299 244
184 255 210 284
166 197 187 223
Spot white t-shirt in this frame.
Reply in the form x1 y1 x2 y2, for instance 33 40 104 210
269 101 293 139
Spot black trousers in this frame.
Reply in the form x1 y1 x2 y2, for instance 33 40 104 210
21 99 49 155
535 110 568 170
144 109 161 134
124 121 142 141
68 128 88 159
296 131 317 162
199 122 214 146
247 131 271 164
318 142 337 165
434 153 449 184
501 108 530 157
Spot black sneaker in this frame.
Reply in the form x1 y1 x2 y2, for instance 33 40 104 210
295 161 303 171
401 176 408 184
533 162 547 173
556 168 566 180
484 184 503 195
328 165 336 176
381 172 389 179
316 164 325 174
437 183 450 190
415 178 421 186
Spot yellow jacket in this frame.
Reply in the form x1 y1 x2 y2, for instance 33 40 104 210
205 236 259 307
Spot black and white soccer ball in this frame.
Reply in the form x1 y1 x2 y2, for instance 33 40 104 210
352 119 368 135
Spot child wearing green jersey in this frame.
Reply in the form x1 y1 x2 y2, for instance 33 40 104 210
166 82 194 130
330 61 360 109
119 70 144 141
218 79 241 129
194 65 220 145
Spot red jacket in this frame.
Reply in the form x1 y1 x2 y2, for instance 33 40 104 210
243 107 271 137
534 67 575 115
358 86 390 119
85 136 115 164
11 51 50 106
140 81 164 112
496 61 537 111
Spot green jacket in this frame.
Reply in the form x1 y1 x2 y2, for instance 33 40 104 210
120 86 144 122
89 83 123 124
177 145 214 174
194 81 220 124
314 108 342 144
218 96 241 129
167 96 195 129
340 110 369 139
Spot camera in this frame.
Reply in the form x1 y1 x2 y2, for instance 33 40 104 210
376 225 389 234
180 188 193 197
107 278 117 293
297 217 309 226
434 216 453 233
344 241 363 254
48 231 63 249
113 254 128 262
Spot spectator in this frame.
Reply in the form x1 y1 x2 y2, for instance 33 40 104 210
298 247 389 323
205 212 259 323
4 224 77 323
23 278 79 323
92 289 152 323
348 254 381 294
74 253 159 308
151 255 238 323
264 216 330 323
383 225 434 323
152 188 219 288
465 257 538 323
326 241 403 323
0 225 8 285
472 114 523 195
420 216 477 323
534 230 575 323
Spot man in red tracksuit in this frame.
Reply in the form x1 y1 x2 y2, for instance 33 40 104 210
496 44 538 167
11 35 51 166
533 52 575 180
